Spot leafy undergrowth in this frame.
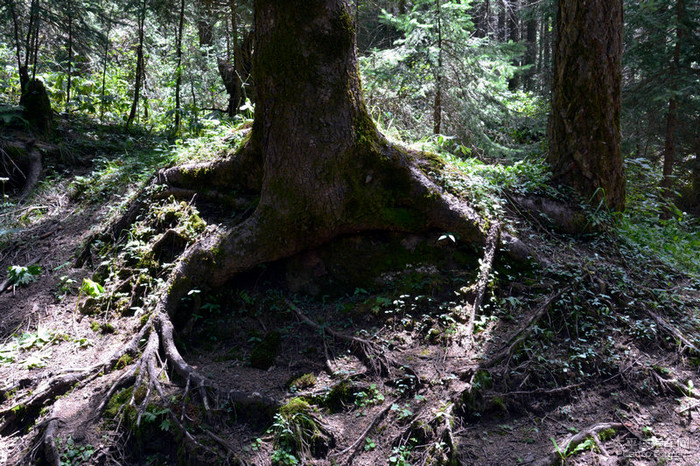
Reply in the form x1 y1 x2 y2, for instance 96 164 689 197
0 118 699 465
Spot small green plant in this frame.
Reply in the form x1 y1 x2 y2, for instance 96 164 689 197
389 442 413 465
56 436 94 465
354 383 385 408
391 403 413 421
7 264 41 287
364 437 376 451
250 437 263 451
552 434 601 460
56 275 77 301
80 278 104 297
270 447 299 465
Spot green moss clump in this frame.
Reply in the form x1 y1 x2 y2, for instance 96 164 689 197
139 313 151 327
598 427 618 442
488 396 508 414
288 373 317 391
250 331 282 369
115 354 133 370
105 387 134 419
279 397 312 418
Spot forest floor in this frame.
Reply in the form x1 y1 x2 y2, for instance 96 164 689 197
1 117 700 465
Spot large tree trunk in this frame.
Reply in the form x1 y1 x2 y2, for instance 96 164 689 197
250 0 417 237
154 0 499 318
548 0 625 211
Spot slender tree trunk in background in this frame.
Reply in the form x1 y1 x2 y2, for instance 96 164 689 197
100 14 112 122
433 0 443 135
498 0 507 41
197 0 215 47
548 0 625 211
30 0 40 79
66 1 74 108
8 0 28 93
660 0 684 213
508 0 520 90
661 97 678 208
692 139 700 210
231 0 243 109
126 0 147 132
24 0 36 71
189 71 198 130
399 0 406 14
216 0 247 117
475 0 490 37
174 0 186 134
523 4 537 91
542 13 552 93
537 12 543 76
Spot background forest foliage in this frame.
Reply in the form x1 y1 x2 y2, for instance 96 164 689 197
1 0 699 273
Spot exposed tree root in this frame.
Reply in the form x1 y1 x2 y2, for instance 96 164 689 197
482 288 568 369
0 321 151 434
289 301 394 376
468 221 501 338
330 400 396 465
40 418 61 466
0 140 43 201
97 310 279 427
533 422 623 466
155 141 262 195
450 221 501 354
645 308 700 355
58 125 533 462
652 368 700 399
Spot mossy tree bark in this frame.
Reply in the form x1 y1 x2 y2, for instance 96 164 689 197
548 0 625 211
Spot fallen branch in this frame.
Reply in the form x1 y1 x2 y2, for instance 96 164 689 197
466 221 501 341
41 418 61 466
330 400 396 465
533 422 624 466
645 309 700 355
495 383 582 398
288 300 393 376
482 288 567 368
